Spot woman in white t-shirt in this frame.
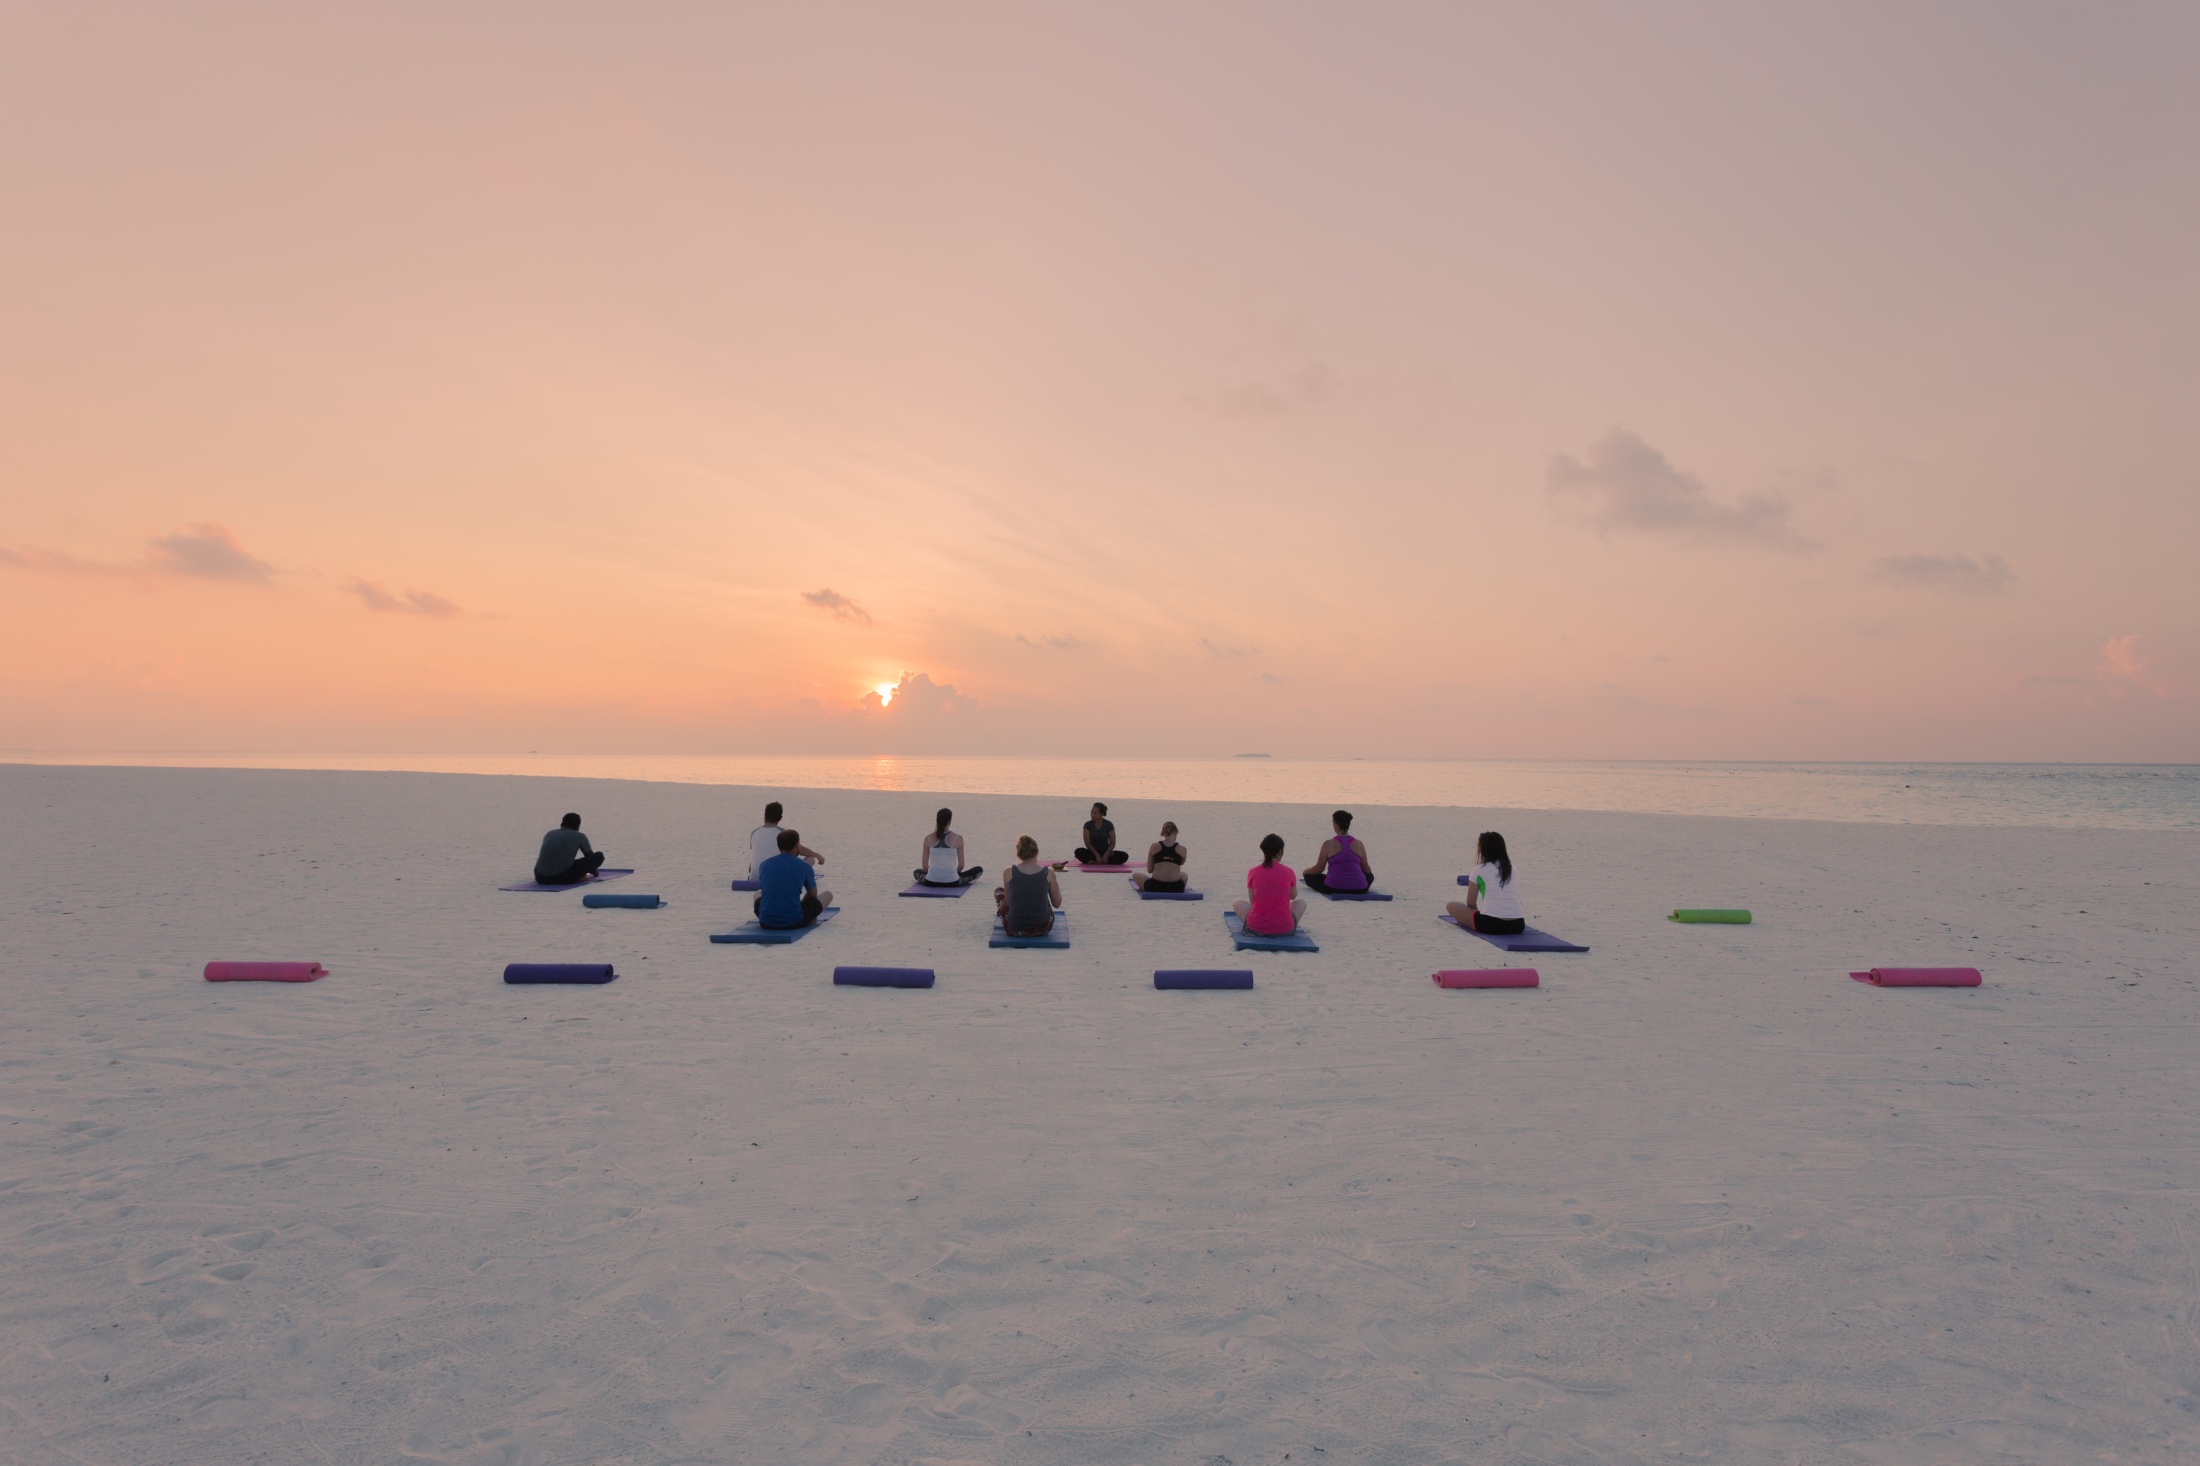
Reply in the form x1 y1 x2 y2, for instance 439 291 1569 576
914 807 983 887
1446 831 1525 935
748 800 822 880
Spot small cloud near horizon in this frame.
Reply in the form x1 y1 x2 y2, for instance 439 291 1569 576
1199 637 1259 658
1547 430 1814 551
861 671 973 718
1016 633 1088 652
346 578 462 618
802 587 873 624
1873 552 2014 595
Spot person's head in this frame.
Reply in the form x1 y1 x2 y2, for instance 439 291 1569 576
1477 830 1512 884
560 812 581 830
1091 802 1108 820
1160 820 1178 839
935 807 953 836
1259 833 1285 867
1332 810 1354 832
777 828 800 853
764 801 783 825
1016 834 1039 861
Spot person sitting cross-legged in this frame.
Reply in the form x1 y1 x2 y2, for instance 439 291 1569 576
1074 802 1129 865
755 829 834 929
534 812 607 885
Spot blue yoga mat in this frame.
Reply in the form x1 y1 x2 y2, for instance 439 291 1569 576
899 883 971 898
1138 889 1205 901
990 916 1070 949
709 907 841 945
1156 969 1254 990
729 878 761 892
1225 912 1318 953
835 966 935 988
581 891 662 909
1318 889 1392 901
500 868 634 893
1439 913 1588 953
503 963 617 985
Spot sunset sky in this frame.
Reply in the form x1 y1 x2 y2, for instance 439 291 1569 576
3 4 2195 760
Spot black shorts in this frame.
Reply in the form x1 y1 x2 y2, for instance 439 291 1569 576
1141 877 1187 893
754 891 824 928
1471 912 1526 936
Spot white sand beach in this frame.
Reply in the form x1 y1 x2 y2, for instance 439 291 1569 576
4 763 2197 1464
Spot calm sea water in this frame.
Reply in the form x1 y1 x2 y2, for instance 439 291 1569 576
8 753 2197 831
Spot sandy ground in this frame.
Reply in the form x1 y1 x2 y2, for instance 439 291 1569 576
3 763 2197 1466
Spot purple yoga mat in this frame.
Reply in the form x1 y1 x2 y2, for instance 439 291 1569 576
500 868 634 893
729 878 762 892
899 882 971 898
1438 913 1588 953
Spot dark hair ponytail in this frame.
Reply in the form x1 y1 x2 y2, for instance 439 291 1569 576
1478 831 1512 885
1332 809 1353 831
1259 833 1285 867
934 807 953 844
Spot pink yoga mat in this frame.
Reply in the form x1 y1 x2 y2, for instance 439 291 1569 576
1849 967 1982 987
1075 862 1134 872
204 961 327 983
1433 968 1538 989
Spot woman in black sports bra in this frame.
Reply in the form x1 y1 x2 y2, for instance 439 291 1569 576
1131 821 1189 893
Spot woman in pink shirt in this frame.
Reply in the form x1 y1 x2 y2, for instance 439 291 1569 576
1235 833 1307 936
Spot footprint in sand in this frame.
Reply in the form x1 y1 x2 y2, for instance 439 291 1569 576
128 1248 195 1285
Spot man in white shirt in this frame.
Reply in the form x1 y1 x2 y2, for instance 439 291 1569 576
748 801 823 881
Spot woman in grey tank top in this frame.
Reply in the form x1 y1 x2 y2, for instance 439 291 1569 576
995 835 1061 935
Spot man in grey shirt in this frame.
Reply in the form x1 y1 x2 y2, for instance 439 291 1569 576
535 812 608 885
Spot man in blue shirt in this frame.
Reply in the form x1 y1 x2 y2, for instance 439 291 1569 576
755 829 833 928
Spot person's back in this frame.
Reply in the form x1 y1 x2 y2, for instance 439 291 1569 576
1003 865 1053 933
1245 861 1297 934
1323 833 1369 892
924 834 962 883
534 813 601 884
756 850 817 927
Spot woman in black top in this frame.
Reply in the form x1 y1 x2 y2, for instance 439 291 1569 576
1073 802 1128 864
1131 821 1189 893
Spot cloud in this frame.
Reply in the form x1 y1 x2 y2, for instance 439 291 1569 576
346 578 462 618
1 523 277 582
1547 430 1814 550
1198 637 1259 658
1016 634 1089 652
2021 635 2168 699
801 588 873 624
145 523 275 582
1198 362 1335 420
1872 553 2014 595
1258 672 1288 684
860 671 973 719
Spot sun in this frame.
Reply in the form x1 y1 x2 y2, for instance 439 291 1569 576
874 682 898 706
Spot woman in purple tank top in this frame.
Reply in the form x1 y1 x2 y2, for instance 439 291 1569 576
1302 810 1373 894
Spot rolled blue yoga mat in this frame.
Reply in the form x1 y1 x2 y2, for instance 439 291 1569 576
1155 969 1254 990
503 963 617 985
581 892 663 909
835 966 936 988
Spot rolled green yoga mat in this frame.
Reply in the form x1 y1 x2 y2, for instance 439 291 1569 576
1669 908 1752 924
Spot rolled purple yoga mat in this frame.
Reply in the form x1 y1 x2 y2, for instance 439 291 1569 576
1155 969 1254 990
504 963 617 985
834 966 935 988
1433 969 1537 989
1850 967 1981 987
204 961 326 983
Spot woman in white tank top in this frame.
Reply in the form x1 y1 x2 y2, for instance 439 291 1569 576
915 807 983 886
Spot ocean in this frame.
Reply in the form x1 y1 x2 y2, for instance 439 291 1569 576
7 753 2195 831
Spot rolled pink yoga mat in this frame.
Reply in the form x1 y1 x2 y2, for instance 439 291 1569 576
1434 969 1538 989
204 961 327 983
1849 967 1981 987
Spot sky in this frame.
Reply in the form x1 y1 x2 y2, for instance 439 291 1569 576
2 2 2195 761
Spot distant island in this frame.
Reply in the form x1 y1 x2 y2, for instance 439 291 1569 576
1233 752 1272 758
